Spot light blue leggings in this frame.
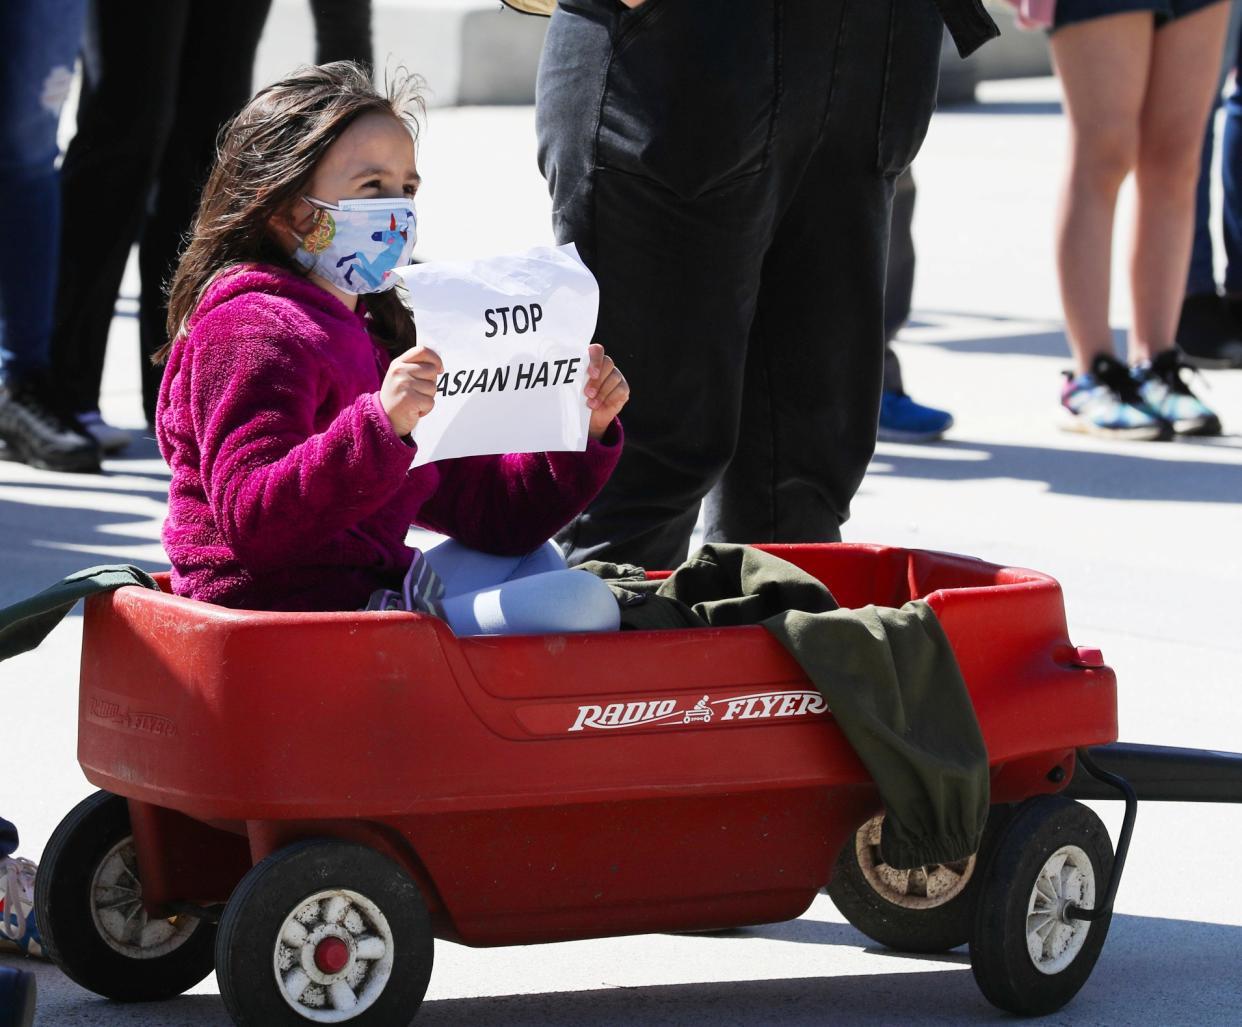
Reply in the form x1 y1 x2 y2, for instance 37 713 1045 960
423 540 620 636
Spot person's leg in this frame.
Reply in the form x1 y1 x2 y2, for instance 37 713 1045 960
537 0 779 569
0 0 84 384
0 0 98 471
878 165 954 443
137 0 271 425
423 539 567 596
310 0 373 67
1131 0 1231 361
706 0 941 541
1130 1 1230 434
440 569 620 635
884 169 918 348
50 0 189 418
1222 2 1242 294
1050 12 1154 372
1185 96 1219 298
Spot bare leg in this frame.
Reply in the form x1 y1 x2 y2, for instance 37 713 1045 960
1050 14 1153 374
1130 2 1231 363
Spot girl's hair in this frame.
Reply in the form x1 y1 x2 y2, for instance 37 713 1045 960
158 61 425 364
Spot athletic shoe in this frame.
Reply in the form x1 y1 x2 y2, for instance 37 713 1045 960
1176 293 1242 369
0 856 43 958
876 390 954 443
0 377 101 473
1132 349 1222 437
76 411 133 455
1060 353 1171 441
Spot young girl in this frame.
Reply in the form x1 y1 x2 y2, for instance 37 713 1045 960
154 62 629 633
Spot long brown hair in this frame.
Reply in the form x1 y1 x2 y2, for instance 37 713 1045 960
157 61 425 364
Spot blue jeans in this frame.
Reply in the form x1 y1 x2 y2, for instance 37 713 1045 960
0 0 85 384
424 540 620 636
1189 0 1242 295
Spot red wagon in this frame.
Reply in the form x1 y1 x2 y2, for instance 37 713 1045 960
36 543 1142 1023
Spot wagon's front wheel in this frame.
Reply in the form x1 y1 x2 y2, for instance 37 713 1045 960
214 839 433 1026
969 796 1114 1016
33 790 216 1001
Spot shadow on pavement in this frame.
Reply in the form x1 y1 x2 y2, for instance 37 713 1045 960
9 913 1239 1026
869 438 1242 503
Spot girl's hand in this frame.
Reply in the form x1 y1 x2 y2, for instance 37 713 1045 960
584 342 629 440
381 345 443 438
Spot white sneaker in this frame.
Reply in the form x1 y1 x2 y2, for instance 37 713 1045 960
77 411 133 455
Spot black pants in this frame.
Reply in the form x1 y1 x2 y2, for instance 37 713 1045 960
537 0 943 569
883 167 918 393
50 0 271 424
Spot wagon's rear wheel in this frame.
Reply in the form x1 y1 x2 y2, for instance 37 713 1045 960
33 790 216 1001
969 796 1114 1016
825 805 1012 953
215 839 433 1026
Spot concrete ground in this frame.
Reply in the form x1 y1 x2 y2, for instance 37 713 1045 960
3 76 1242 1025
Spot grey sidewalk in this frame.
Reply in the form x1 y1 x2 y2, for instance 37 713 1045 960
3 77 1241 1024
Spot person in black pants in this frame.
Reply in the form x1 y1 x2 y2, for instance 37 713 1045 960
536 0 995 569
50 0 272 447
310 0 373 67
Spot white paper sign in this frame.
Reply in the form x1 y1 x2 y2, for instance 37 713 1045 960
394 243 599 467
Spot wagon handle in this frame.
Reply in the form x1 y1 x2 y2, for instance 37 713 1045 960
1063 746 1137 923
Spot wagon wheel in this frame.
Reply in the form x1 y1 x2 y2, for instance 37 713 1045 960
215 839 433 1026
33 790 216 1001
825 805 1012 953
969 796 1114 1016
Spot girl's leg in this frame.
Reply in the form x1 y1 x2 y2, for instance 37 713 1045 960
1050 13 1154 373
440 570 621 636
423 539 567 597
1131 1 1232 362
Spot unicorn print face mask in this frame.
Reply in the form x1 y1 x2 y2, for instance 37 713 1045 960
293 196 417 295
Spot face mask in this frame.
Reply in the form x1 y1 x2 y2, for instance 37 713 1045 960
292 196 417 295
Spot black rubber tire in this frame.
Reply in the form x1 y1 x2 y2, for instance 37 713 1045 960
970 796 1114 1016
32 790 216 1001
0 966 36 1027
215 839 433 1026
825 805 1013 953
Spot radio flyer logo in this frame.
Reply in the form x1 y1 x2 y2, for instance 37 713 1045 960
568 690 828 733
88 696 178 738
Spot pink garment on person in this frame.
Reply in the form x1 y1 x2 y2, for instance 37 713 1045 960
1007 0 1056 29
155 264 622 612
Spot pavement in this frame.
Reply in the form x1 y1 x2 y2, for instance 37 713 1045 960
3 75 1242 1025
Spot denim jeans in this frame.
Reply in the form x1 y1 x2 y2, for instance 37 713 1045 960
1188 0 1242 295
537 0 944 569
0 0 86 384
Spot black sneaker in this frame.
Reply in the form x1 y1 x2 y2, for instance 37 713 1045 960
0 376 102 473
1176 292 1242 368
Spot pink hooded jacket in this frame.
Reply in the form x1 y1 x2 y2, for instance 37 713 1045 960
155 264 622 612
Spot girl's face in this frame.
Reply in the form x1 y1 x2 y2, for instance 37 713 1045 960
275 111 421 302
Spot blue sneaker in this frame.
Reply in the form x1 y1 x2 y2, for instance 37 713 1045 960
1060 353 1171 441
877 391 954 443
0 856 42 958
1132 349 1222 437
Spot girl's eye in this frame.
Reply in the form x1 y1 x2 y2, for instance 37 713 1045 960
362 179 382 190
404 185 418 196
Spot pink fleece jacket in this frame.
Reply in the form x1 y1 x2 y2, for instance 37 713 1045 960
155 264 622 612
